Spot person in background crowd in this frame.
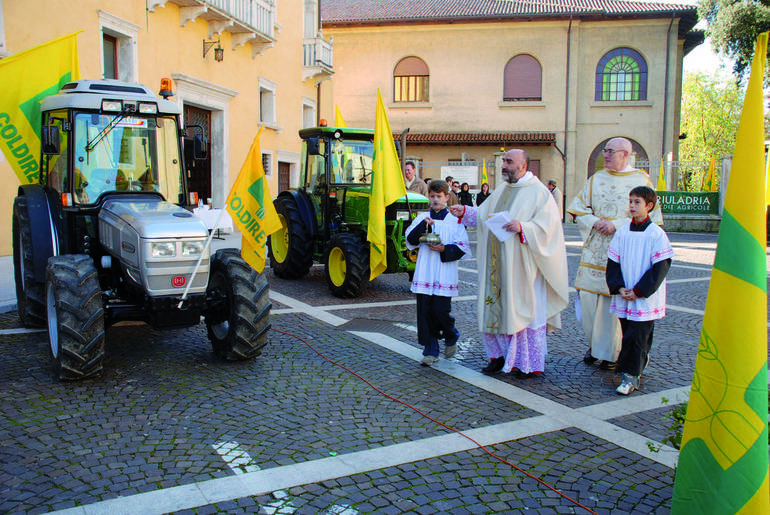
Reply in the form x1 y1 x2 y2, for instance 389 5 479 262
547 179 563 221
444 176 460 206
404 161 428 196
458 182 474 206
476 182 490 206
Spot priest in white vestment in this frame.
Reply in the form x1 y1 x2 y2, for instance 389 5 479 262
566 137 663 368
450 149 569 376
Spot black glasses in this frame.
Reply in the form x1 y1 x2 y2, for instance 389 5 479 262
603 148 620 155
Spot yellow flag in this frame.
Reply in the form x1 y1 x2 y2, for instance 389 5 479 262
368 89 407 280
672 32 769 515
704 155 717 192
225 127 282 272
334 106 347 127
481 159 488 185
656 160 667 191
765 151 770 206
0 32 81 185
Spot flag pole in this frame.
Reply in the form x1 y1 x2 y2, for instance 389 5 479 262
400 128 412 218
177 207 229 309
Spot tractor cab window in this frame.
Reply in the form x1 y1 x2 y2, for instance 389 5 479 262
329 138 373 185
71 113 183 204
306 154 326 195
43 114 69 193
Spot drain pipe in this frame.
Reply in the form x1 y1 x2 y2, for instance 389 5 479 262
662 13 675 182
562 15 573 215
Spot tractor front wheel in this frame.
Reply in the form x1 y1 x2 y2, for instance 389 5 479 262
45 255 105 380
324 233 370 298
205 249 271 360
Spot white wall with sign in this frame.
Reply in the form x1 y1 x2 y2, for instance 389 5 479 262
440 165 479 186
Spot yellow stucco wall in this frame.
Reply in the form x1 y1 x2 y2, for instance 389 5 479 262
0 0 329 257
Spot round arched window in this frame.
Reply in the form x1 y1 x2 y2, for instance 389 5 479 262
595 48 648 101
394 56 429 102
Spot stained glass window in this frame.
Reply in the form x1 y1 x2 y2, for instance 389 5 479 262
595 48 647 101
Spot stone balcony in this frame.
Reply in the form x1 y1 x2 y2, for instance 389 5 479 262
150 0 276 57
302 33 333 82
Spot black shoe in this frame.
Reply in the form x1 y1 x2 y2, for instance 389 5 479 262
583 349 597 364
512 370 543 379
599 360 617 371
481 357 505 375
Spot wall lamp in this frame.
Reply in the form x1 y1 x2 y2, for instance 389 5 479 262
203 37 224 62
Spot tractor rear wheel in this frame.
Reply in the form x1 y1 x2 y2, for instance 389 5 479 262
206 249 271 360
268 196 312 279
13 196 46 328
45 255 105 380
324 233 370 298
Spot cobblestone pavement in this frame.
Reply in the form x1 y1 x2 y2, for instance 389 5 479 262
0 224 762 514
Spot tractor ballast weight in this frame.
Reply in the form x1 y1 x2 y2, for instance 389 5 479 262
12 79 271 380
268 125 429 298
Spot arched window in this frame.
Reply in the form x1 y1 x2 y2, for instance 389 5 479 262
595 48 647 101
394 56 429 102
503 54 542 101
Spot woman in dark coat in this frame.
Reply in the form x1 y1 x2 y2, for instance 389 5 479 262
458 182 474 206
475 182 490 206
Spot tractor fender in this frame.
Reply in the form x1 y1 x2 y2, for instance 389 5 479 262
17 185 60 283
277 190 317 240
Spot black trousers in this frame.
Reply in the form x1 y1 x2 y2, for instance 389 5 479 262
416 293 457 356
617 318 655 377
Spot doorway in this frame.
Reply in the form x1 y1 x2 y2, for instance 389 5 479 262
278 162 291 193
184 105 212 205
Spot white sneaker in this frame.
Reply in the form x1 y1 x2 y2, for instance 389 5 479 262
445 344 457 359
616 373 639 395
421 355 438 367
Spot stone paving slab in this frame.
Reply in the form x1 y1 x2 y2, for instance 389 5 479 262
1 226 761 515
165 427 676 514
0 314 537 514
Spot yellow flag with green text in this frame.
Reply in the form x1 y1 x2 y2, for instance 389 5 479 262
672 32 769 515
368 89 407 280
225 127 282 272
0 32 81 185
334 106 347 127
482 159 488 185
656 160 667 191
703 155 718 192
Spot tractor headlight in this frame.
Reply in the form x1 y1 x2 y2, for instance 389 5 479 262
150 242 176 258
396 210 410 221
181 241 205 257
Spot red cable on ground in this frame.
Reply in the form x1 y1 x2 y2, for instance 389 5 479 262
272 327 598 515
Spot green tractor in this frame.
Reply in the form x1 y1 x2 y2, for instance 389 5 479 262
268 126 429 298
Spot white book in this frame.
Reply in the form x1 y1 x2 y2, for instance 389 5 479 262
486 211 515 242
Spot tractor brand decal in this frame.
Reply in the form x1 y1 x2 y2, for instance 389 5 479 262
172 276 186 287
115 117 148 128
0 112 39 182
228 191 267 246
